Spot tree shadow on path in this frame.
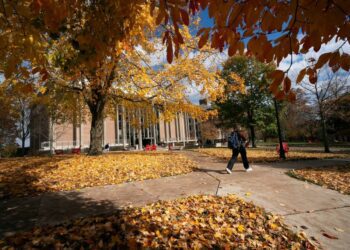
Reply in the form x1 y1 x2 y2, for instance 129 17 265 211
0 189 120 238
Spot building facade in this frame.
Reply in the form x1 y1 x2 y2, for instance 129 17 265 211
30 105 199 152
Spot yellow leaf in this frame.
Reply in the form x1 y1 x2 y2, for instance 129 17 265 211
237 224 245 233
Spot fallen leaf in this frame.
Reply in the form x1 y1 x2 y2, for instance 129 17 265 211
0 152 197 199
334 227 344 232
322 233 339 239
1 195 316 249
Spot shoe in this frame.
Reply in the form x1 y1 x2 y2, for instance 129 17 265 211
245 167 253 172
226 168 232 174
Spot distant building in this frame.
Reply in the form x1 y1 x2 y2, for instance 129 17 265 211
198 99 229 147
30 105 199 152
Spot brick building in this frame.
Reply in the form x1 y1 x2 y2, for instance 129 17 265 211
30 105 199 152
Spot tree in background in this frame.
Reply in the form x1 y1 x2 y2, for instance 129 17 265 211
327 92 350 141
0 85 18 156
280 90 318 142
7 76 37 156
299 65 350 152
217 56 275 147
256 104 278 142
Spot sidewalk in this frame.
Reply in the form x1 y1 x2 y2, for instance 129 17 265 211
1 152 349 249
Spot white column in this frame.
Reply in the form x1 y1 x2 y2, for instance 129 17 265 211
176 113 181 142
193 118 197 141
103 118 106 146
128 111 131 146
153 124 157 145
116 105 120 145
79 105 82 148
138 109 143 150
174 113 178 142
122 106 127 148
132 112 136 147
185 113 189 141
164 120 168 143
182 112 186 146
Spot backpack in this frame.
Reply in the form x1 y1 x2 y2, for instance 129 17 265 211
228 132 241 149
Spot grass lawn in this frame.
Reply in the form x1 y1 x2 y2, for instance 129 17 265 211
193 148 350 163
0 195 315 249
256 142 350 148
0 152 197 199
287 164 350 195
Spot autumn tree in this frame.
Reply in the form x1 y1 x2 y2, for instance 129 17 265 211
199 120 219 145
43 12 225 155
280 90 319 142
37 81 84 155
1 0 349 155
2 1 349 98
326 92 350 141
0 85 18 155
299 65 350 152
2 1 349 97
5 76 38 156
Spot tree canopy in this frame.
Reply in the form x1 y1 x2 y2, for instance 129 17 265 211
1 0 349 154
217 56 276 147
1 0 349 98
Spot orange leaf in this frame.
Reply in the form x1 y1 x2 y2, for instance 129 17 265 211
275 90 285 100
287 91 296 102
156 10 165 25
309 75 317 84
296 68 306 83
269 80 280 94
198 0 208 10
340 53 350 71
315 52 332 69
329 51 340 68
198 30 209 49
269 70 284 82
283 77 291 93
180 9 189 26
167 38 173 64
269 70 284 94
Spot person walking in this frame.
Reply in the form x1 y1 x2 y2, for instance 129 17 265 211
226 125 253 174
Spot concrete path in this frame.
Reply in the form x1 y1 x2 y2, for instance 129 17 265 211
1 152 350 249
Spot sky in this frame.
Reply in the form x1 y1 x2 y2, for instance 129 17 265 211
191 9 350 104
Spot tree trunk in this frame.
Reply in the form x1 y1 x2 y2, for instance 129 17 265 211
249 125 256 148
21 135 25 156
49 115 54 156
274 99 286 159
247 110 256 148
21 115 25 156
88 96 106 156
320 109 330 153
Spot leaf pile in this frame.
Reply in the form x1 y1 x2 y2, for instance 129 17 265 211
288 164 350 194
194 148 349 163
0 152 196 199
1 195 315 249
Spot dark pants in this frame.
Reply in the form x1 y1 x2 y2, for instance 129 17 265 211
227 146 249 170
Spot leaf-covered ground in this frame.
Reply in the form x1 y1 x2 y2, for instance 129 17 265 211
287 164 350 194
0 195 315 249
194 148 350 163
0 152 197 199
